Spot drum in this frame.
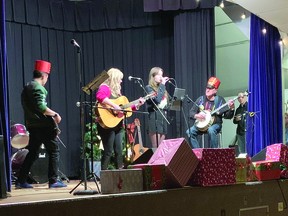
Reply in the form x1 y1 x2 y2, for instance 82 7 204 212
11 149 29 174
10 124 29 149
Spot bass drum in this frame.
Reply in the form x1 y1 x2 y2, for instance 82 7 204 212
10 124 29 149
11 145 48 184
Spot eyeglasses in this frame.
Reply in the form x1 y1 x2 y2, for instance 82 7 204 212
206 86 214 90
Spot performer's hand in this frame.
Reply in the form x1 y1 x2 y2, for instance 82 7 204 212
138 97 145 106
234 114 242 121
195 112 206 121
54 114 61 124
228 99 235 110
112 104 122 111
161 77 170 85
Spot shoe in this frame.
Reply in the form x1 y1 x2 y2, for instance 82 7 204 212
15 182 33 189
49 180 67 188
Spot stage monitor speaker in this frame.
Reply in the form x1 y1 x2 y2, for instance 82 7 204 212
0 135 7 198
131 148 155 165
251 147 267 162
29 144 48 184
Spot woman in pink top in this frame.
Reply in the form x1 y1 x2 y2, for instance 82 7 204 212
96 68 144 170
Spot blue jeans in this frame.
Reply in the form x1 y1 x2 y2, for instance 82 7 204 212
237 134 246 153
186 124 222 149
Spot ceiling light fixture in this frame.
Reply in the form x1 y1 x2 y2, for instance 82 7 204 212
220 1 224 8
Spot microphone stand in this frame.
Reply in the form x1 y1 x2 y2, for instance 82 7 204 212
69 42 99 195
135 79 170 148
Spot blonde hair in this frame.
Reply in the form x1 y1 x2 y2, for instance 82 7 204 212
104 68 123 97
148 67 163 90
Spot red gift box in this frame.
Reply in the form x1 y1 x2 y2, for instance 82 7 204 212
252 160 281 181
265 143 288 167
129 163 166 190
188 148 236 186
148 138 199 188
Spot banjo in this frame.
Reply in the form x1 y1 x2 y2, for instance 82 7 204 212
195 91 248 132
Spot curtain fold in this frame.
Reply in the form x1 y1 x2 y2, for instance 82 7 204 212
173 8 215 139
6 0 161 31
0 0 12 193
246 14 282 156
144 0 222 12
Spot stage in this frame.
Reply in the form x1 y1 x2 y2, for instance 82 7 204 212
1 179 288 216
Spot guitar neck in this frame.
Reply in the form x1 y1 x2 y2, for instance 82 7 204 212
122 99 140 109
211 95 238 115
136 125 143 148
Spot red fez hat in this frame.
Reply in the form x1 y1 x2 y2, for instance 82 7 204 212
34 60 51 74
207 77 221 89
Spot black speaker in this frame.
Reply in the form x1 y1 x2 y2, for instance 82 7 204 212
132 148 155 165
30 144 49 183
251 147 267 162
0 135 7 198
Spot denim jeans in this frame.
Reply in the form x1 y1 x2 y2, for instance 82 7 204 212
186 124 222 148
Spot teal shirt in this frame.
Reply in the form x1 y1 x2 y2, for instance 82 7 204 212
21 80 50 128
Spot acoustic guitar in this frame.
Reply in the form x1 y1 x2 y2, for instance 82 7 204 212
96 93 155 128
195 91 249 132
132 118 149 162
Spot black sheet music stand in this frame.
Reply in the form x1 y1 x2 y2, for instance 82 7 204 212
170 88 186 111
70 70 109 195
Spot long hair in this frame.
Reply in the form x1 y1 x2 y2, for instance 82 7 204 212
148 67 168 98
104 68 123 97
148 67 163 90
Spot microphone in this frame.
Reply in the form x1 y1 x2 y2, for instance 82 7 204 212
168 78 177 88
76 101 93 107
128 76 142 81
71 39 80 48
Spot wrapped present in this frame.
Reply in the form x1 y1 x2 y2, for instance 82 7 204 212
189 148 236 186
265 143 288 167
252 160 281 181
236 154 257 182
100 169 143 194
148 138 199 188
129 163 166 190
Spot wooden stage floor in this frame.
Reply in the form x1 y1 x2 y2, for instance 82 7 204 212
0 180 102 205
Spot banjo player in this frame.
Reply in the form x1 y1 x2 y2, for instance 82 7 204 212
186 77 235 149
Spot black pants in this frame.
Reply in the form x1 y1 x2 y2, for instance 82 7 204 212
97 123 123 170
17 127 60 184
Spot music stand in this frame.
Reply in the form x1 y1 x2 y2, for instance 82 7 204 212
70 71 108 195
170 88 186 111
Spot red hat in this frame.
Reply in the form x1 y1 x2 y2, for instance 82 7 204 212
34 60 51 74
207 77 221 89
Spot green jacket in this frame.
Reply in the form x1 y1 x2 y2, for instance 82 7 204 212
21 80 51 128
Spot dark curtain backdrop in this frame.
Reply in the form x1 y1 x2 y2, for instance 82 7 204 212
144 0 222 12
4 0 216 179
173 8 216 139
246 14 282 156
5 0 176 178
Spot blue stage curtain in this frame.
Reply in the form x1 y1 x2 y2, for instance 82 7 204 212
246 14 282 156
144 0 222 12
0 0 12 192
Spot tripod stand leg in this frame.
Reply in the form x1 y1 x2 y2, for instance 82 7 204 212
88 172 101 193
58 170 69 183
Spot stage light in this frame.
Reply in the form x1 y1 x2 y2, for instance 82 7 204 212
241 13 246 20
262 27 267 34
220 1 224 8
